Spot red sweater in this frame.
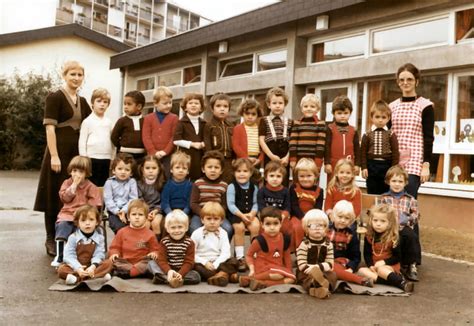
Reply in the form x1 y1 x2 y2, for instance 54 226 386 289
324 186 362 218
232 123 264 161
142 112 178 155
109 226 160 264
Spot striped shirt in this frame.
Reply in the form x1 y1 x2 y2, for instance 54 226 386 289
190 177 228 216
258 114 293 143
296 237 334 272
159 236 194 272
244 124 260 157
289 116 327 162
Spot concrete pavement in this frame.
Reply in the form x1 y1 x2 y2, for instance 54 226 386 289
0 171 473 325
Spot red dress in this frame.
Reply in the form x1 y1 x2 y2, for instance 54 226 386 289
246 232 295 279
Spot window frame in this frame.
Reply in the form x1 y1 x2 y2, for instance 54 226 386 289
254 47 287 73
218 54 254 79
156 69 182 88
136 74 156 91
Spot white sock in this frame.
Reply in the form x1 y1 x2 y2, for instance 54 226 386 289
65 274 78 285
235 246 244 259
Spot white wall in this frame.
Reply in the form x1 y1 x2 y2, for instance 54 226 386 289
0 36 123 122
0 0 57 34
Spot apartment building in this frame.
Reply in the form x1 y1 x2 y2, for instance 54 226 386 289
109 0 474 231
55 0 211 47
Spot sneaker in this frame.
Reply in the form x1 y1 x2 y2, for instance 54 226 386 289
361 278 374 288
237 258 247 272
405 264 419 282
239 276 251 287
103 273 112 282
50 256 61 268
309 287 329 299
65 274 78 285
400 279 415 293
249 279 267 291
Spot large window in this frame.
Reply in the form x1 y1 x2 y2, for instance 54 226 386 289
219 55 253 78
157 71 181 87
311 34 365 63
183 65 201 84
136 76 155 91
456 8 474 42
256 49 287 72
372 17 449 53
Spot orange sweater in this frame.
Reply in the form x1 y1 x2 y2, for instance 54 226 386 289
324 186 362 218
109 226 160 264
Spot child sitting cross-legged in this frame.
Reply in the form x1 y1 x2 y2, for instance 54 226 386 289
57 205 113 285
109 199 160 279
191 202 239 287
149 209 201 287
327 200 372 287
239 207 295 291
296 209 337 299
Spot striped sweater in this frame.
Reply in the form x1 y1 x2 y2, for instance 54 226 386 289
190 176 228 216
157 235 195 276
289 116 327 163
296 237 334 272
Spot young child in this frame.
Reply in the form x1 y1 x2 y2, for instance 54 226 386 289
103 153 138 234
189 150 233 239
203 92 234 183
111 91 147 167
226 158 260 271
109 199 160 278
51 156 102 267
296 209 336 299
137 155 166 239
142 86 178 179
173 92 206 181
327 200 372 287
191 202 239 286
358 204 414 292
289 158 324 250
324 159 362 221
361 100 400 194
240 207 295 291
289 94 327 170
257 161 292 241
376 165 420 281
78 88 115 187
161 152 193 216
149 209 201 287
57 205 113 285
232 99 264 167
325 95 361 178
259 87 293 185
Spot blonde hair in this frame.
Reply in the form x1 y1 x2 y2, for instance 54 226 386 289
265 87 288 105
91 88 111 105
302 209 329 232
293 158 319 185
62 60 84 77
327 159 358 198
300 94 321 112
331 200 356 224
153 86 173 103
170 151 191 169
127 199 149 216
367 204 399 247
370 100 391 118
67 155 92 177
164 209 189 230
200 202 225 220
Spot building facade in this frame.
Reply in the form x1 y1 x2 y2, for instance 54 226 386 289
55 0 211 47
110 0 474 231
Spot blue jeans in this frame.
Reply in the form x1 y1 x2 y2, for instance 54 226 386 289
55 221 75 240
188 215 234 241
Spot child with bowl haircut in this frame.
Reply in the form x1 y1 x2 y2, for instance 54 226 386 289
149 209 201 287
191 202 239 287
296 209 336 299
203 92 234 183
240 207 295 291
142 86 179 179
57 205 113 285
109 199 160 279
161 152 193 216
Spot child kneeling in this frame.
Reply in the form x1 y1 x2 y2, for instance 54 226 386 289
57 205 112 285
149 209 201 287
191 202 239 287
296 209 336 299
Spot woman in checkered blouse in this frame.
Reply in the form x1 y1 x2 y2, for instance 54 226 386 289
389 63 435 199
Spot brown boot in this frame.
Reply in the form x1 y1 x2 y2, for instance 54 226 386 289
239 275 251 287
229 273 239 283
249 279 267 291
207 271 229 287
309 267 329 289
45 239 56 256
309 287 330 299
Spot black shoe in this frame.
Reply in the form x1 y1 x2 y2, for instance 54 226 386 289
400 279 414 293
113 270 130 279
405 264 419 282
45 239 56 256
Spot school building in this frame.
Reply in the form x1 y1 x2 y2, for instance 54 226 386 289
109 0 474 232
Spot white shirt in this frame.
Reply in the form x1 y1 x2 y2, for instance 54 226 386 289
191 226 230 269
79 112 115 159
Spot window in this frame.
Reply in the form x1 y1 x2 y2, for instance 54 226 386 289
319 87 349 122
311 34 365 63
157 71 181 87
219 55 253 78
454 75 474 147
372 17 449 53
256 49 287 71
183 65 201 84
456 9 474 42
136 77 155 91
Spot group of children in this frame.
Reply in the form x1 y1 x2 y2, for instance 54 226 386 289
51 84 421 298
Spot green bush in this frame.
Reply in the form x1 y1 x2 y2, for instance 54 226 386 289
0 72 60 170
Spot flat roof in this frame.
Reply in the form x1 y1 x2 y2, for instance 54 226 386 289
0 23 131 53
110 0 365 69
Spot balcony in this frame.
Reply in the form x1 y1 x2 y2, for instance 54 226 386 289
92 19 107 33
56 8 74 24
94 0 108 8
139 8 151 22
